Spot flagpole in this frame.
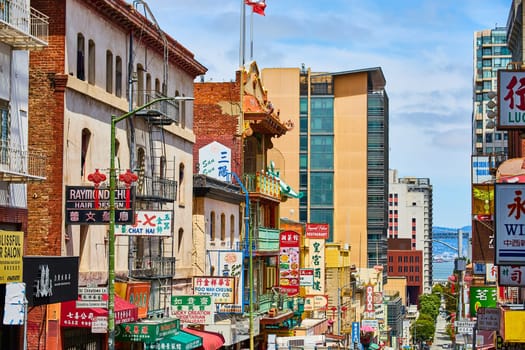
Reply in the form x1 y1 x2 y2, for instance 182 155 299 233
250 10 254 61
239 0 246 68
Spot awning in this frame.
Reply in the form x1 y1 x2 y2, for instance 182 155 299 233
60 295 138 328
183 327 225 350
144 330 203 350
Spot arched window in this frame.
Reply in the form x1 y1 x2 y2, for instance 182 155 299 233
178 163 185 205
137 148 146 195
210 211 216 241
155 78 161 93
220 213 226 241
178 228 184 252
81 128 91 178
106 50 113 93
146 73 152 101
230 214 235 248
88 39 95 85
115 56 122 97
76 33 85 80
136 64 145 105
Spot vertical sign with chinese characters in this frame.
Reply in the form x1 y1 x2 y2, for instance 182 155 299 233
495 183 525 264
305 223 328 296
198 141 231 181
469 286 497 317
498 70 525 129
279 231 300 296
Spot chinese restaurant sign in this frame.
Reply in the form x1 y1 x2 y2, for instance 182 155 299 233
495 184 525 264
116 318 180 343
498 70 525 129
305 223 327 295
192 276 235 303
215 251 243 313
279 230 300 296
469 286 497 317
0 231 23 284
170 295 214 324
498 265 525 286
115 210 172 236
65 186 135 225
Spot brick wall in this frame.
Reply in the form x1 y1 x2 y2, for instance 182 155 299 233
193 80 243 176
27 1 67 349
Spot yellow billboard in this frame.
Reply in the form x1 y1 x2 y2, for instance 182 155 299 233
502 309 525 342
0 230 23 283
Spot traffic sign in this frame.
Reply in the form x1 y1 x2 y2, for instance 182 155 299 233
76 300 108 308
352 322 360 343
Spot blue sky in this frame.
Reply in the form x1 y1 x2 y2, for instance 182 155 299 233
149 0 511 228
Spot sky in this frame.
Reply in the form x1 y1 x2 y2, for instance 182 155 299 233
148 0 511 228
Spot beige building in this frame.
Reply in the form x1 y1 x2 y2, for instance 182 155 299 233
262 66 389 272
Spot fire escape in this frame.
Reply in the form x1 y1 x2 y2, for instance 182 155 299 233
126 0 180 317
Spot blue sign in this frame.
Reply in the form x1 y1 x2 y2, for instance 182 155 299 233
352 322 360 343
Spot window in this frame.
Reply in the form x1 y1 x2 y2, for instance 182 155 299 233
106 50 113 93
310 173 333 205
178 163 185 205
146 73 152 101
137 64 145 105
115 56 122 97
210 211 216 240
178 228 183 252
230 215 235 248
220 213 226 241
81 128 91 178
76 34 85 80
88 39 95 85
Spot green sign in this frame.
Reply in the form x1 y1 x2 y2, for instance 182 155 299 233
116 318 180 343
144 330 203 350
469 286 497 317
171 295 212 309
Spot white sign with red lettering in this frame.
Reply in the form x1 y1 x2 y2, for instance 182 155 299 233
498 70 525 128
495 184 525 264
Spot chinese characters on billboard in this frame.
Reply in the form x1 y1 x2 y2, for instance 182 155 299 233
279 230 300 296
495 184 525 264
305 223 328 296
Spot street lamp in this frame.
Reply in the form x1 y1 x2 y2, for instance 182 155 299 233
107 96 178 350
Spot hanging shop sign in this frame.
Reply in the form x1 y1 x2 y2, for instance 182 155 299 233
116 318 180 343
65 186 135 225
170 295 214 324
23 256 78 306
498 265 525 286
300 268 314 287
469 286 497 317
305 223 328 296
279 230 300 296
214 251 243 313
477 307 500 331
198 141 231 182
192 276 235 304
497 70 525 129
494 183 525 264
115 210 172 236
0 230 23 284
303 295 328 311
305 223 330 240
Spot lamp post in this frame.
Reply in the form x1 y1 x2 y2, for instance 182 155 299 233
107 96 176 350
227 171 253 350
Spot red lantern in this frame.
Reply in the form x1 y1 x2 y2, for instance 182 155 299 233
88 169 107 209
119 169 138 208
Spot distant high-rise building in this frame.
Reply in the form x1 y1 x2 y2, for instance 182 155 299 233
262 66 389 274
388 169 432 293
472 27 511 156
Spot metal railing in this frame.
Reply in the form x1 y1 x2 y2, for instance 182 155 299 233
135 175 177 202
133 90 180 124
0 0 49 43
243 172 281 199
0 140 46 180
129 256 176 279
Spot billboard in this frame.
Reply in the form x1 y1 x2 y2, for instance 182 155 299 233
23 256 79 306
279 231 300 296
0 231 23 284
469 286 497 317
497 70 525 129
65 186 135 225
498 265 525 286
494 183 525 264
198 141 231 181
115 210 172 236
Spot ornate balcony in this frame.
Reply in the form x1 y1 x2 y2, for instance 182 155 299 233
129 256 175 279
243 172 280 202
0 0 48 49
0 141 46 182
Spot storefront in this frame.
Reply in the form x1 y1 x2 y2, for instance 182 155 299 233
60 294 138 349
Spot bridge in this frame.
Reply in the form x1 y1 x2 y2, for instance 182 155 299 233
432 227 471 240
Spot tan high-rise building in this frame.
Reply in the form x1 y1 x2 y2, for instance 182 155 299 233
262 66 389 272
